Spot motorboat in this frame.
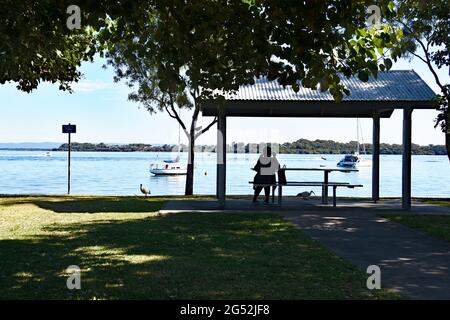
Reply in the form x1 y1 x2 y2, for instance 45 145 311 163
337 118 372 168
337 153 371 168
149 156 187 176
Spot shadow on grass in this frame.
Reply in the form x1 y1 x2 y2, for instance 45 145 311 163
0 197 165 213
34 198 165 213
0 212 393 300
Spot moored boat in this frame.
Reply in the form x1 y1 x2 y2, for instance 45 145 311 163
337 118 372 168
149 156 187 175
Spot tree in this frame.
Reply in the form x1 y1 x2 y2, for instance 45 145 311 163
103 1 264 195
252 0 402 100
389 0 449 160
2 0 402 194
102 0 401 194
0 0 154 91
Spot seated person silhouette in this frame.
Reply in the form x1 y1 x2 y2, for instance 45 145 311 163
252 146 280 204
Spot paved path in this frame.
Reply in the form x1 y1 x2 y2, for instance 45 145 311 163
281 208 450 299
161 198 450 215
161 198 450 299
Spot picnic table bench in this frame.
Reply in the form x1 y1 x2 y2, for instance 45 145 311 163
250 167 363 207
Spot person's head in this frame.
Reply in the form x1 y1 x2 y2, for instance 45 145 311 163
263 146 272 157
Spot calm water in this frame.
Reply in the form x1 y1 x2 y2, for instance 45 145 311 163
0 151 449 197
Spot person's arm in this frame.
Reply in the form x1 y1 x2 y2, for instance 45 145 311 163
253 160 261 172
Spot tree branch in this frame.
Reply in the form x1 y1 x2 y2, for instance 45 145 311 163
167 92 189 138
165 107 177 119
407 49 428 64
194 117 218 140
416 37 444 91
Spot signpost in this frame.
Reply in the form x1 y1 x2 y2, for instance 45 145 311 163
62 124 76 194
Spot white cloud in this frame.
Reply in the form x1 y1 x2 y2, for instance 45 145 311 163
71 79 111 93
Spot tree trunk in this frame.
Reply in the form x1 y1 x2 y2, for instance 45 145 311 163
184 105 200 195
185 124 195 195
446 108 450 162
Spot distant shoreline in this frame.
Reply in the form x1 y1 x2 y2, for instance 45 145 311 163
1 139 447 156
0 148 52 151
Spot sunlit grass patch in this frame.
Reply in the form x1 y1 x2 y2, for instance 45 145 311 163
382 214 450 243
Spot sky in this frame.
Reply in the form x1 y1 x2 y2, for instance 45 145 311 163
0 55 448 147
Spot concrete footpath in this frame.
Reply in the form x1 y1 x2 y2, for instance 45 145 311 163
281 208 450 299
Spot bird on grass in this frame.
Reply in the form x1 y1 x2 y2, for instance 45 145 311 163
297 190 315 200
140 184 151 197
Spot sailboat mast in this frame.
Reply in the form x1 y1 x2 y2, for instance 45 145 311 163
178 123 181 153
357 118 367 155
356 118 360 154
177 107 181 154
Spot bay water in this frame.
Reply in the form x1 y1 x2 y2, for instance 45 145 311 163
0 150 449 198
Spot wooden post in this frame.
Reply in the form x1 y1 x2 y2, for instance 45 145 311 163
322 171 329 204
68 132 71 195
372 113 380 202
216 112 226 206
62 123 76 195
402 108 413 210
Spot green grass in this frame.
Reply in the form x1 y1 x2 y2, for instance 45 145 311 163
422 199 450 208
0 196 397 299
383 214 450 243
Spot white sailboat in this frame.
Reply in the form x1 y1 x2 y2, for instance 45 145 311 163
149 155 187 176
149 118 187 176
337 119 372 168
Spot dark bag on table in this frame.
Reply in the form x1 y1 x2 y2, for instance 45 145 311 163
278 165 287 185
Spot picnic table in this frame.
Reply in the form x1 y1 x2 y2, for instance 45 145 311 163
283 167 359 204
250 166 362 206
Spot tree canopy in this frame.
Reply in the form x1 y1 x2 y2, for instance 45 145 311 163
388 0 449 159
0 0 153 91
2 0 402 98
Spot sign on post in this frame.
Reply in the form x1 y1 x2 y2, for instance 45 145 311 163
62 124 77 134
62 124 76 194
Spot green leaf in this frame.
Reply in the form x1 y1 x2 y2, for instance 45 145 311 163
388 1 395 12
358 70 370 82
384 58 393 70
368 62 378 78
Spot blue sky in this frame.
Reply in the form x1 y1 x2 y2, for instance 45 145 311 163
0 56 448 146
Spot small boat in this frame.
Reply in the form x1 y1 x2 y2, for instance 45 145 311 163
149 157 187 176
337 118 372 168
150 120 187 176
337 153 371 168
150 159 187 175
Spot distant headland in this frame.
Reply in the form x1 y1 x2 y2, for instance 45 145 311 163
49 140 446 155
0 140 446 155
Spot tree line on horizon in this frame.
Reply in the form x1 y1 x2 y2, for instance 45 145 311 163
55 139 447 155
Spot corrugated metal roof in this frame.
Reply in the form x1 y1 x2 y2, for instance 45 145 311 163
223 70 436 102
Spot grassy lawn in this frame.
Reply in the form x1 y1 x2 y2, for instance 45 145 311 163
383 214 450 243
422 199 450 208
0 196 397 299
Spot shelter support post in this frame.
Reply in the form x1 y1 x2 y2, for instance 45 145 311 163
372 113 380 202
216 111 227 207
402 108 413 210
